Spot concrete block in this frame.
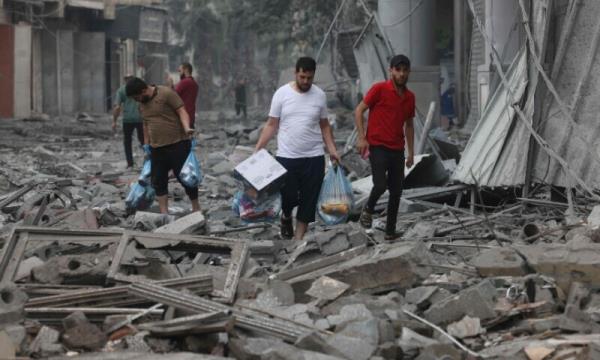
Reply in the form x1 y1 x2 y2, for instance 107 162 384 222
315 230 350 256
469 247 528 277
0 282 27 324
154 211 206 234
133 211 174 231
306 276 350 301
446 315 485 338
29 326 62 357
424 279 497 325
337 318 380 346
32 253 111 285
256 280 295 307
327 304 373 327
405 286 438 308
14 256 44 281
326 333 376 360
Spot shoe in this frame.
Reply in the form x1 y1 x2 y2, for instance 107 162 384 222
359 208 373 229
384 231 400 241
280 216 294 239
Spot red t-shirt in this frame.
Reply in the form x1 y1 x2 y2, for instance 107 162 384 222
175 76 199 128
363 80 415 150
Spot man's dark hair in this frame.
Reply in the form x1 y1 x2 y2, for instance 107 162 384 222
295 57 316 72
390 54 411 69
125 77 148 97
181 62 193 74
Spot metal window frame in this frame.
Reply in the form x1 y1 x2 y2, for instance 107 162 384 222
107 231 248 304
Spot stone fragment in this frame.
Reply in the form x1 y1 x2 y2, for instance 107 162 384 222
523 346 555 360
405 286 438 308
306 276 350 301
256 280 295 307
0 282 28 324
2 324 25 353
211 160 235 175
61 311 107 351
337 318 380 346
14 256 45 281
125 331 152 352
327 304 373 327
376 342 402 360
424 279 497 325
32 253 111 285
133 211 174 231
29 326 62 357
415 344 462 360
469 247 528 277
588 205 600 228
314 230 350 256
326 333 376 360
294 332 347 358
446 315 484 338
154 211 206 234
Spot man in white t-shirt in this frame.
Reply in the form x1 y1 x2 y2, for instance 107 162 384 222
255 57 340 240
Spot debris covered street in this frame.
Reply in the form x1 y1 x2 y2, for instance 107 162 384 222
2 0 600 359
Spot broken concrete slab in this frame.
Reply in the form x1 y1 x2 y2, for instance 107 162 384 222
14 256 45 281
325 333 377 360
326 304 374 327
255 280 295 307
290 242 432 296
133 211 174 231
154 211 206 234
469 247 529 277
424 279 497 325
337 317 380 345
306 276 350 301
32 253 112 285
405 286 438 309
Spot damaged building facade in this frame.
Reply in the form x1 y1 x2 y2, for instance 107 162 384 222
0 0 167 118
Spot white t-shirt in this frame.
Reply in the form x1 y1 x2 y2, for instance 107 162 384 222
269 83 328 159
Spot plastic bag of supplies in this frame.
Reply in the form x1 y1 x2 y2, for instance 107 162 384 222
138 158 152 186
125 182 155 211
179 139 202 188
317 163 354 225
232 190 281 223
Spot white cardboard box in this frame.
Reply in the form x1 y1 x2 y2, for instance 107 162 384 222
233 149 287 192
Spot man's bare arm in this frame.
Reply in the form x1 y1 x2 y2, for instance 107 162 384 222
175 107 193 135
255 117 280 152
354 101 369 153
320 118 340 162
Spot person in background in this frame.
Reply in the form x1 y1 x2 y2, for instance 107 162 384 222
113 75 143 169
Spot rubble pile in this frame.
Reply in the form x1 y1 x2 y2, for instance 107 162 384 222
1 112 600 359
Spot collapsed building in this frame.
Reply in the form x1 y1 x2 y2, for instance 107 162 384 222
1 0 600 359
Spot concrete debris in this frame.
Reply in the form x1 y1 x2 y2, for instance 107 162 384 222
1 64 600 358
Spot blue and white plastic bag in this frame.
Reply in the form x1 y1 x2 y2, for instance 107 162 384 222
125 182 156 211
317 164 354 225
179 139 202 188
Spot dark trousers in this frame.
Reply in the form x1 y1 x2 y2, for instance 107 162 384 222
366 145 405 233
150 140 198 200
276 155 325 224
123 122 144 167
235 102 247 118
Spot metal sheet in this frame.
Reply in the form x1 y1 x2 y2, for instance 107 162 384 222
452 48 528 185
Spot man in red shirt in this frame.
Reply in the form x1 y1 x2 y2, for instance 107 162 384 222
171 62 199 129
354 54 415 240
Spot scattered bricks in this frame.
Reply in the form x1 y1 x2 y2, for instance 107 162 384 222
0 282 28 324
424 279 497 325
469 247 528 277
29 326 62 357
154 211 206 234
446 316 485 339
61 311 107 351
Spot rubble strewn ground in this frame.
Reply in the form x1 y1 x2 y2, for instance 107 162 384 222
1 110 599 359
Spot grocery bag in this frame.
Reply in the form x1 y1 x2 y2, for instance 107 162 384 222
138 158 152 186
317 163 354 225
125 182 156 211
232 190 281 223
179 139 202 188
